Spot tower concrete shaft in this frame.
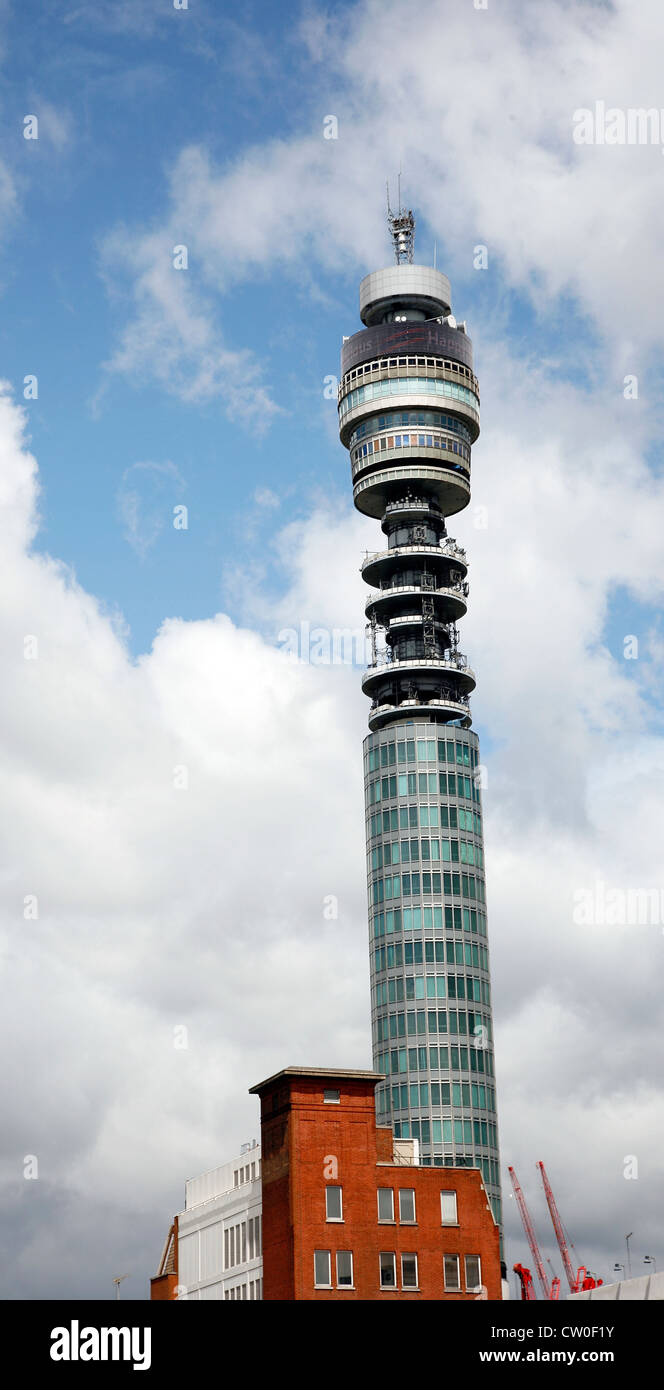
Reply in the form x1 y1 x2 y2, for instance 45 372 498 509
338 232 502 1226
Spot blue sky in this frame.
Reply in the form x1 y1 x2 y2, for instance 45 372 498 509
5 0 643 659
3 0 664 1300
5 1 354 648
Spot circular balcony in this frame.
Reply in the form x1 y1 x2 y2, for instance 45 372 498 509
365 585 467 625
350 436 471 488
380 496 446 530
385 618 454 645
361 542 468 588
368 695 472 733
353 464 470 520
361 655 476 698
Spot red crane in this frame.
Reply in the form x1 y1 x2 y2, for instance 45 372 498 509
508 1165 560 1300
537 1161 602 1294
513 1262 535 1301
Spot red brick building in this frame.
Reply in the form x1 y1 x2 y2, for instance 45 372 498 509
250 1066 502 1300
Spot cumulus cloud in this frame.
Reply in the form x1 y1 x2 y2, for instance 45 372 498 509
0 383 370 1297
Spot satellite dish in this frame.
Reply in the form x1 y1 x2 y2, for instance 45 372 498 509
446 315 457 329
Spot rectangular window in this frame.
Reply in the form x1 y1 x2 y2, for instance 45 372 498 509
399 1188 416 1223
336 1251 353 1287
314 1250 332 1288
444 1254 461 1290
323 1088 340 1103
377 1187 395 1222
441 1191 458 1225
465 1255 482 1292
326 1186 343 1221
380 1252 397 1288
401 1253 418 1288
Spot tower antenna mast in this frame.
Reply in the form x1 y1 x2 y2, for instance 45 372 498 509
386 177 415 264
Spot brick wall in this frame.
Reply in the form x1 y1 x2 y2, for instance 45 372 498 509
255 1070 501 1301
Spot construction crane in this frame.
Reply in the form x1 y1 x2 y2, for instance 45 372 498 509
513 1262 536 1301
537 1161 602 1294
508 1165 560 1300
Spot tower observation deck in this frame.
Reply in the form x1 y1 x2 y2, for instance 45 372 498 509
338 205 502 1228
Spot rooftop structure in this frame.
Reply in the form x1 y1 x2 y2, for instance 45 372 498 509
253 1066 501 1300
151 1142 263 1302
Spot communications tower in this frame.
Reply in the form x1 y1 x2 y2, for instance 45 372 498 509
338 195 502 1224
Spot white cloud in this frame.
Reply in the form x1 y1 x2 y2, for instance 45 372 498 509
28 99 72 152
117 460 186 558
253 486 280 509
0 385 370 1294
99 0 664 417
99 224 282 424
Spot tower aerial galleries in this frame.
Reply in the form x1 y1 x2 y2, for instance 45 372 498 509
338 202 502 1227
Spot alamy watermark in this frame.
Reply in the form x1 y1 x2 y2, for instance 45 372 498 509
573 103 664 151
278 622 370 666
573 880 664 926
50 1323 151 1370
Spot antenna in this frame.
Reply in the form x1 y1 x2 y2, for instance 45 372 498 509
386 176 415 264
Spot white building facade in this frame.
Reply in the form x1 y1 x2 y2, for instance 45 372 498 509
176 1141 263 1301
568 1271 664 1301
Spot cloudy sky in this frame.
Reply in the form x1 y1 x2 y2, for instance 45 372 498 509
1 0 664 1300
